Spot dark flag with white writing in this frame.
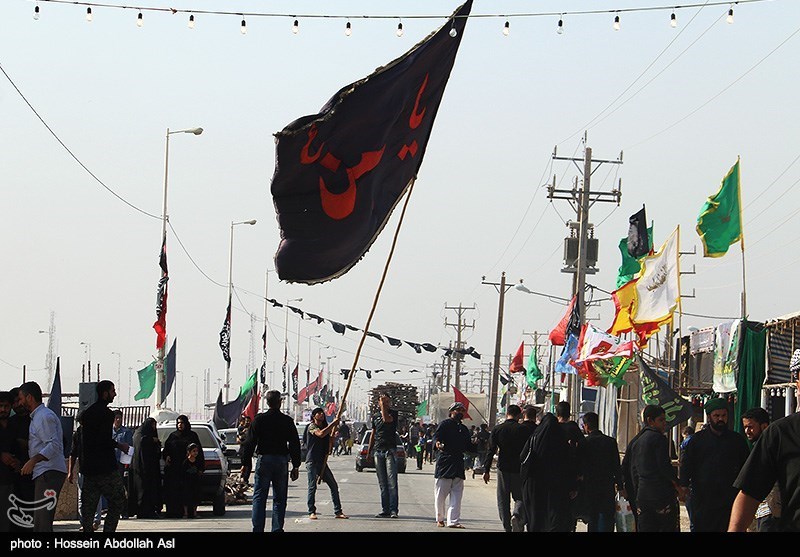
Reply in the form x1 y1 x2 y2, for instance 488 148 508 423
153 237 169 349
291 365 299 400
637 354 693 428
219 302 231 363
270 1 473 284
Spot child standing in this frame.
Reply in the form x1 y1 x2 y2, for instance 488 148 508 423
182 443 202 518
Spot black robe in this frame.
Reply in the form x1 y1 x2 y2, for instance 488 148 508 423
130 419 163 518
520 413 575 532
161 421 204 518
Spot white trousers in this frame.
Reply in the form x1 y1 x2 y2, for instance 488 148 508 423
434 477 464 526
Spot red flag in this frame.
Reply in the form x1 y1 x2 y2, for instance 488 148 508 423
509 341 525 372
548 295 579 346
453 387 472 420
243 389 260 420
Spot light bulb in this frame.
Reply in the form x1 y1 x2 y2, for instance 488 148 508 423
86 7 92 23
557 18 564 35
670 12 677 28
613 15 620 31
136 12 143 28
503 21 510 36
396 22 403 37
188 14 195 29
449 26 457 38
345 21 352 36
241 19 247 35
292 19 299 34
727 7 734 24
33 5 40 20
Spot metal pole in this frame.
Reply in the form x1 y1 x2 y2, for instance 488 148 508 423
156 128 170 410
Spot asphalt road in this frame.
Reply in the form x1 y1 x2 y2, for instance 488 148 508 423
48 453 690 535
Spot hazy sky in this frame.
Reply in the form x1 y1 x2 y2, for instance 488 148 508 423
2 0 798 415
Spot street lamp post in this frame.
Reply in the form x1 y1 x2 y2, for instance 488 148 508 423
111 352 121 403
192 375 199 418
224 219 257 403
157 126 203 409
80 342 91 382
283 298 302 412
482 273 514 429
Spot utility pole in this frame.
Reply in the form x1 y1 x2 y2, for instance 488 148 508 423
549 137 622 419
444 303 476 392
482 272 515 429
445 341 453 392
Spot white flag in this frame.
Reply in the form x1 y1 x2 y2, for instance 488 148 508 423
576 324 635 363
632 227 680 323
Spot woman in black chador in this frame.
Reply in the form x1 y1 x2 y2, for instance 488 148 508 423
162 415 204 518
131 417 163 519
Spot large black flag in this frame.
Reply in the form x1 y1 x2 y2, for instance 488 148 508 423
46 357 62 417
637 354 693 428
160 338 177 406
270 1 473 284
213 389 246 430
627 205 649 258
219 302 231 363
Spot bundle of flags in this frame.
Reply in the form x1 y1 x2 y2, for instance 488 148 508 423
213 371 258 429
298 370 323 404
134 339 177 404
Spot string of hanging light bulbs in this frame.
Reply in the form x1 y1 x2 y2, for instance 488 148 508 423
28 0 759 35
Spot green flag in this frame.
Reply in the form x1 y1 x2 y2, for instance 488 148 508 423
134 362 156 401
238 371 258 400
416 400 428 418
594 356 632 387
697 158 743 257
616 226 653 288
525 345 542 388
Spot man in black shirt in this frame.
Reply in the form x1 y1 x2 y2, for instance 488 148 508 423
729 358 800 532
433 402 472 528
556 401 583 531
0 391 15 532
576 411 622 532
622 404 680 532
678 397 749 532
482 404 527 532
240 390 301 532
368 393 399 518
78 380 129 533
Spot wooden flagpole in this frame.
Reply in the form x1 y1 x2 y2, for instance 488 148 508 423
317 178 417 485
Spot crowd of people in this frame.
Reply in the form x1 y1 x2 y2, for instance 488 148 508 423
0 379 214 533
3 365 799 534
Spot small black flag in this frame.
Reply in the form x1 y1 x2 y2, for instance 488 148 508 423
627 205 649 258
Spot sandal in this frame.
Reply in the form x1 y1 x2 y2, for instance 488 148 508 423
436 521 445 527
335 513 349 519
309 513 318 520
448 523 466 529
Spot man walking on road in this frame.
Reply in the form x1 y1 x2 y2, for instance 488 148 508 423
483 404 527 532
368 393 399 519
433 402 472 529
577 411 622 532
679 397 749 532
17 381 67 532
241 390 301 532
78 380 129 533
622 405 680 532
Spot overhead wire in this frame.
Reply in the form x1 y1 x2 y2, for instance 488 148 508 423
627 21 800 150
